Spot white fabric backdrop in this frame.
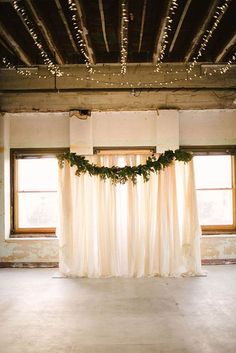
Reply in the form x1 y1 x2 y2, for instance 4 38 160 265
58 155 202 277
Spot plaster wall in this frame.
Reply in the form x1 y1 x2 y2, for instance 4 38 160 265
0 109 236 263
179 109 236 145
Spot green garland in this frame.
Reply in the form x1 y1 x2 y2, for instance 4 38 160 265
58 149 192 184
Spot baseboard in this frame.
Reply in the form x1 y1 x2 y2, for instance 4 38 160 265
201 258 236 265
0 262 59 268
1 259 236 268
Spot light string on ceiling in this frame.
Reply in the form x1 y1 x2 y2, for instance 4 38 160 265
187 0 231 74
155 0 178 73
120 0 129 74
1 54 235 88
2 0 235 87
219 51 236 74
12 0 63 77
68 0 94 74
1 57 32 76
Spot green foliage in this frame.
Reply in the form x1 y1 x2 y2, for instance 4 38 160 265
58 149 192 184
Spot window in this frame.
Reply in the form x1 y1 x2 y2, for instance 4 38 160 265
193 150 236 233
10 148 67 237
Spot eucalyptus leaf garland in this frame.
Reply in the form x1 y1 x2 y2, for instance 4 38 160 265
58 149 192 184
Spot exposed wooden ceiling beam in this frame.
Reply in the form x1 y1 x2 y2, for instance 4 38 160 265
25 0 64 65
153 0 172 64
0 22 32 65
169 0 191 53
73 0 96 65
54 0 80 55
0 37 15 56
184 0 219 62
98 0 109 52
1 89 235 112
138 0 147 53
215 32 236 62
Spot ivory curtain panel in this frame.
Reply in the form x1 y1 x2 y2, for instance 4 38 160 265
58 155 202 277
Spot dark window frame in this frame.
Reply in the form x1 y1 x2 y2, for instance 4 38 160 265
10 148 69 238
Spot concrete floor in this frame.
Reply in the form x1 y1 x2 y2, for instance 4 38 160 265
0 266 236 353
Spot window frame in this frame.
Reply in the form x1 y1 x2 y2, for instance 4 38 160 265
10 148 69 238
93 146 156 155
181 145 236 234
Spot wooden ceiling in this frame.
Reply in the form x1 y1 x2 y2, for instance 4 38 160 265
0 0 235 68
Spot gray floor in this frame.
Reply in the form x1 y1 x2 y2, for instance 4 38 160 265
0 266 236 353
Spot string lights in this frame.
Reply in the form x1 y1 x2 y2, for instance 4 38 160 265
155 0 178 73
68 0 94 74
219 52 236 74
12 0 63 77
187 0 231 73
1 0 235 88
120 0 129 74
1 55 235 89
1 57 32 76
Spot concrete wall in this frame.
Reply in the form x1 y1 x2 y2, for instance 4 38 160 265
0 109 236 264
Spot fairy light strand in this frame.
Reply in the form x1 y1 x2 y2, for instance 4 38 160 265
155 0 178 73
5 0 233 83
219 52 236 74
12 0 63 77
120 0 129 74
68 0 94 74
1 57 32 76
187 0 231 73
1 55 235 88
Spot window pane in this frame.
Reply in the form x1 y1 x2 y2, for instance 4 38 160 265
196 190 233 225
194 156 232 189
17 158 58 191
18 192 58 228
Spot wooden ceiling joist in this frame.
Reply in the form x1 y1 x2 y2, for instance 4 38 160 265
25 0 64 65
0 22 32 65
73 0 96 65
54 0 80 55
169 0 191 53
153 0 172 64
184 0 219 62
215 32 236 62
138 0 147 53
0 37 14 56
98 0 110 53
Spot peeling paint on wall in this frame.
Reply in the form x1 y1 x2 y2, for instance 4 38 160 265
201 236 236 260
0 239 59 263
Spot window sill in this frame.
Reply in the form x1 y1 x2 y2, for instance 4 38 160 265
202 229 236 235
10 233 57 237
201 234 236 239
6 236 59 242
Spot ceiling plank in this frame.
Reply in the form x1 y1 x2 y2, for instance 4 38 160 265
215 32 236 62
0 22 32 65
153 0 172 64
169 0 191 53
73 0 96 65
25 0 64 65
138 0 147 53
98 0 109 52
54 0 80 55
184 0 219 62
